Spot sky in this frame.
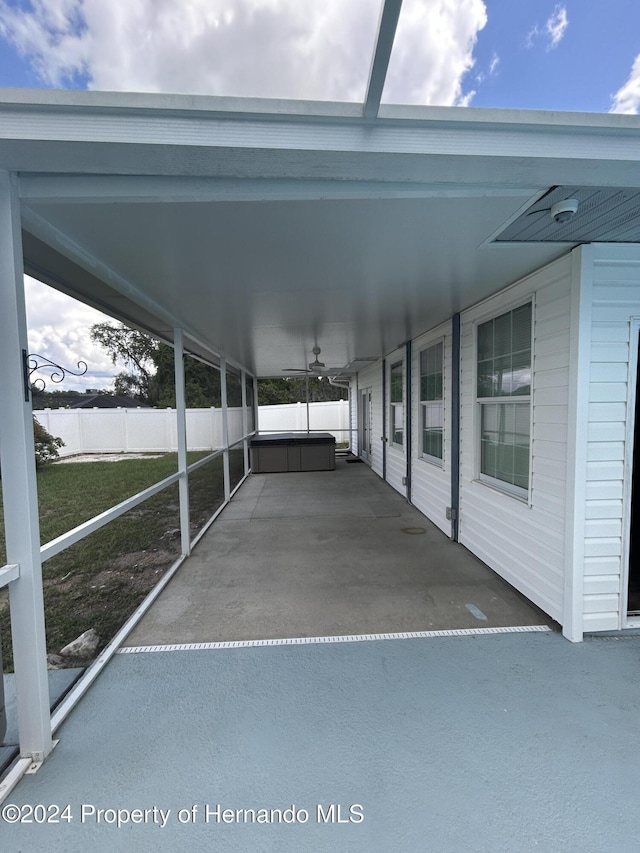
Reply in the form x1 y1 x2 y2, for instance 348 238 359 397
1 0 639 390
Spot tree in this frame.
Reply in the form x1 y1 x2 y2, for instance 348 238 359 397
90 322 348 408
90 322 222 407
258 377 347 405
150 345 221 408
90 322 158 402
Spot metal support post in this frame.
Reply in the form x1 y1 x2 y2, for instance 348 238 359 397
451 314 461 542
253 375 260 435
241 369 249 475
173 328 190 556
220 358 231 501
0 171 53 762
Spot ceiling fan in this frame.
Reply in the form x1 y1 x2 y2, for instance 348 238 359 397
282 346 341 376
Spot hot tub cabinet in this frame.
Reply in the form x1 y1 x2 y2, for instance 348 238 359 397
250 432 336 473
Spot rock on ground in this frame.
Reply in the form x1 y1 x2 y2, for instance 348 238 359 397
60 628 100 660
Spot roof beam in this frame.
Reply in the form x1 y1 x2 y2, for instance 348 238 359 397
364 0 403 119
20 175 538 205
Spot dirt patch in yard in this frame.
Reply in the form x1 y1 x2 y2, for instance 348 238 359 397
0 538 181 672
0 451 245 672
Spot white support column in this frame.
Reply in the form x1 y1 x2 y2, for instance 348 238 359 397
220 358 231 502
563 246 592 642
253 377 260 435
0 171 53 762
173 329 190 556
241 369 249 475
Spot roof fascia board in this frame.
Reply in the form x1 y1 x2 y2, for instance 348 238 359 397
20 175 539 204
363 0 403 120
0 87 364 121
2 87 640 134
3 110 640 174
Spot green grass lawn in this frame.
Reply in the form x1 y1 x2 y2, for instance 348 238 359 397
0 450 246 671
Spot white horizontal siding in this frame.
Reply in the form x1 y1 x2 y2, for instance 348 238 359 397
580 246 640 628
588 421 626 442
584 499 623 519
583 537 622 558
585 518 623 538
532 487 566 521
386 447 405 496
458 253 573 624
535 347 570 373
590 323 630 343
535 422 568 443
411 322 451 537
587 442 625 461
584 556 620 575
590 341 629 362
584 575 621 595
535 367 570 389
357 361 384 478
583 612 620 632
533 456 567 482
590 363 628 383
585 480 623 501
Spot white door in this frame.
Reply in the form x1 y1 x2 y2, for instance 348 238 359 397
359 388 372 462
386 349 406 496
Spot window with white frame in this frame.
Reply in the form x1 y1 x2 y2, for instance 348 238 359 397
420 341 443 462
477 302 532 496
389 361 404 446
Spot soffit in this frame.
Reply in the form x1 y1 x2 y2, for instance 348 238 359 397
494 185 640 243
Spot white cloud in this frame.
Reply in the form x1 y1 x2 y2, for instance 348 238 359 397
610 54 640 114
525 24 538 49
526 5 568 51
25 277 127 391
477 50 499 85
382 0 487 106
546 5 568 49
0 0 380 101
0 0 88 86
0 0 488 107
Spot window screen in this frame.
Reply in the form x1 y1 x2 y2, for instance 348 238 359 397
477 303 532 495
390 361 404 446
420 342 443 461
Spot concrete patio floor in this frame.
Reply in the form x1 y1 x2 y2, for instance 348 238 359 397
124 459 549 648
3 630 639 852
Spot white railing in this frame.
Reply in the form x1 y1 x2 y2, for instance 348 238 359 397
0 563 20 588
35 400 350 457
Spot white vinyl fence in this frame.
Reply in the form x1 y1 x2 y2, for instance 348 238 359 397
35 400 350 458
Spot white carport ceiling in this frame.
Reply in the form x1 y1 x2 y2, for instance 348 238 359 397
3 89 640 376
22 193 565 376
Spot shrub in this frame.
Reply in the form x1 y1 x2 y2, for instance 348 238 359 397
33 417 64 467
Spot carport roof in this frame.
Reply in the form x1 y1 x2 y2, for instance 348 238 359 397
2 86 640 375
